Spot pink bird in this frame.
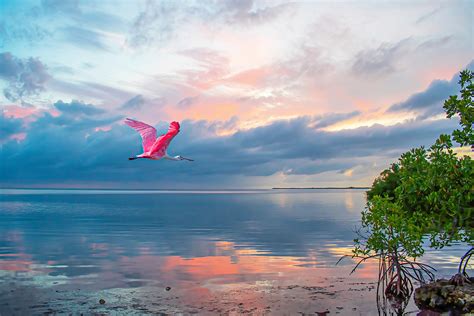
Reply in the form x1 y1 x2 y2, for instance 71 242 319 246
125 118 193 161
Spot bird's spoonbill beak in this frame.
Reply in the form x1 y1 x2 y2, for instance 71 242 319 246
181 156 194 161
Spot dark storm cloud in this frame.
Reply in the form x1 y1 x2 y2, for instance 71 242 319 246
387 60 474 116
0 106 457 186
0 52 50 101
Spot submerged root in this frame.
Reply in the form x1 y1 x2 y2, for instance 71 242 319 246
340 252 436 313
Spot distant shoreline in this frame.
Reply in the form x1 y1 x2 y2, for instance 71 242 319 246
1 187 371 191
272 187 370 190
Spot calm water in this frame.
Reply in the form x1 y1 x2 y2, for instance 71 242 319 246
0 189 466 315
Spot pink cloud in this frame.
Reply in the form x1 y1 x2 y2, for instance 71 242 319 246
94 126 112 132
9 133 27 142
3 105 39 118
226 66 273 86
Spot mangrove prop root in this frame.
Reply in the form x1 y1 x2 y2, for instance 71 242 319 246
458 247 474 276
339 252 436 312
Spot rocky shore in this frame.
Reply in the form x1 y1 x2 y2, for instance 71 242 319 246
414 277 474 314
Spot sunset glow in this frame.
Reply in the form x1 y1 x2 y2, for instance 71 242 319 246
0 0 472 188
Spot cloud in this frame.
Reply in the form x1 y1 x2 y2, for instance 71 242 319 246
0 106 458 187
387 60 474 116
417 35 452 51
229 117 454 164
352 38 411 77
0 20 50 47
78 11 126 32
120 95 145 110
352 37 454 77
127 1 290 47
311 111 361 129
41 0 126 31
178 48 230 90
217 0 294 25
0 113 23 141
41 0 126 32
0 52 51 101
387 78 457 115
51 65 75 75
127 1 181 47
48 79 134 105
54 100 106 116
226 44 332 96
415 6 442 24
176 96 199 109
61 26 109 51
12 100 121 138
41 0 80 14
1 1 472 188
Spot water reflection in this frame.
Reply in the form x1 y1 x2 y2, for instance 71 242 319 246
0 190 464 314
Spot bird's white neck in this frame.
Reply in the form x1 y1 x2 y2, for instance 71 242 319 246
164 155 180 161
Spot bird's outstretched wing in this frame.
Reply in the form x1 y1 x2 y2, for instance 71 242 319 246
150 121 180 156
124 118 157 153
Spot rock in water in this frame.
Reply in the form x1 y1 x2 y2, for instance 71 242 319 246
414 278 473 314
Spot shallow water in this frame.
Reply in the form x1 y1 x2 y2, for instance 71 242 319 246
0 189 467 315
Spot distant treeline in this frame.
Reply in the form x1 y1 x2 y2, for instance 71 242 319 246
272 187 370 190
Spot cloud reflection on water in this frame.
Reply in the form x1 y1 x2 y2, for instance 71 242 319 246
0 190 465 314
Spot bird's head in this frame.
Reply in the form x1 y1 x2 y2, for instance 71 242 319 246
176 155 194 161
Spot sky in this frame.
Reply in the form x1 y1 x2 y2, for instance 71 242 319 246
0 0 473 189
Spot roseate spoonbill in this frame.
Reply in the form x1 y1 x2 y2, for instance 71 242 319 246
124 118 193 161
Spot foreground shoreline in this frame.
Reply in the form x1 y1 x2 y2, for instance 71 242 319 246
2 275 385 315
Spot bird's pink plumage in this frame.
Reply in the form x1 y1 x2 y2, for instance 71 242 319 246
125 119 180 158
124 118 157 153
150 121 180 157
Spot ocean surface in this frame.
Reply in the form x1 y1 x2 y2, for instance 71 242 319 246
0 189 467 315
